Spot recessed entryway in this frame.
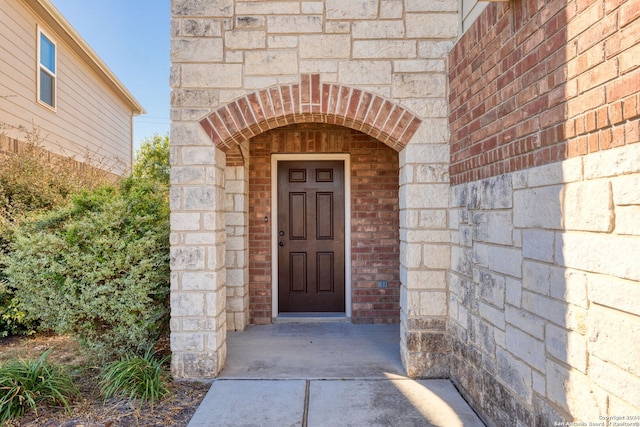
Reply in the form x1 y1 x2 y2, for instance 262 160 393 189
271 154 352 319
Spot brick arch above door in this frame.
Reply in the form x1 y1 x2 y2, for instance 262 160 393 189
198 74 422 154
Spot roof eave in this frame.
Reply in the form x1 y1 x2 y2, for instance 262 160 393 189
23 0 146 115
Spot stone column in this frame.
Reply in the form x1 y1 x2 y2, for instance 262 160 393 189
169 123 227 379
224 149 249 331
399 123 452 378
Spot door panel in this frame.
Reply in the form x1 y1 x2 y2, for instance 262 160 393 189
278 160 345 313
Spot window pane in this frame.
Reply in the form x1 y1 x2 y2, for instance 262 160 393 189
40 33 55 73
40 69 54 107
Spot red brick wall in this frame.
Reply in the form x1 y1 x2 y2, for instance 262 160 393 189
248 123 400 324
449 0 640 185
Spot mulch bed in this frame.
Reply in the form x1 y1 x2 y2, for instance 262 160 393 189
1 334 211 427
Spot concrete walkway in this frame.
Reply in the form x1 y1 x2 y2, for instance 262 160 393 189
188 322 485 427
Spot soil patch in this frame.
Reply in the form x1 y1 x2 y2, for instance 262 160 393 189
1 334 209 427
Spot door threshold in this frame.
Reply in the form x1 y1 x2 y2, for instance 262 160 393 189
274 313 350 323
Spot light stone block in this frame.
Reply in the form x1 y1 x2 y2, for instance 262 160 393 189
479 270 505 309
418 40 456 59
471 211 513 245
338 60 392 85
506 326 545 372
522 261 551 296
171 38 224 62
588 274 640 317
467 175 513 210
505 304 544 339
245 51 298 75
545 323 587 373
423 244 450 269
505 278 522 307
352 21 406 39
172 0 233 17
171 292 205 317
547 359 606 417
557 232 640 281
326 0 378 19
451 246 472 276
268 35 298 48
171 247 205 270
591 356 640 408
183 187 217 210
421 210 447 229
615 205 640 235
171 213 201 231
184 233 217 245
419 291 447 316
406 13 458 38
564 180 613 232
225 30 266 49
401 98 448 118
401 184 449 208
171 333 205 352
300 60 339 73
613 173 640 205
325 21 351 34
588 306 640 377
353 40 417 59
584 143 640 179
480 302 506 330
404 140 449 163
381 0 403 18
182 64 243 88
302 2 324 14
406 270 447 290
392 73 447 98
405 0 457 12
514 186 563 229
496 347 532 404
522 229 555 262
235 16 265 29
402 242 422 268
522 290 566 326
549 267 588 308
171 89 218 108
267 15 322 33
394 59 445 73
177 18 223 37
299 35 351 59
486 245 522 278
235 2 300 15
171 166 206 185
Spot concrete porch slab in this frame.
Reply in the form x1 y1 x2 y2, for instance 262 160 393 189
219 322 405 379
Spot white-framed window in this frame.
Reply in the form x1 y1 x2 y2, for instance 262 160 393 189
37 27 56 109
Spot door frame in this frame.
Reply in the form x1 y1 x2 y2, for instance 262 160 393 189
271 153 352 319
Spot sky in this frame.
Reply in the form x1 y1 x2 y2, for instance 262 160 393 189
50 0 171 150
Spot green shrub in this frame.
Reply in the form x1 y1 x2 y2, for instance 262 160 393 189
99 349 170 404
0 349 80 422
132 133 170 186
4 176 170 360
0 124 115 338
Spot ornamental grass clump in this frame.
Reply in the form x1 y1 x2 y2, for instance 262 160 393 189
99 349 170 404
0 349 80 422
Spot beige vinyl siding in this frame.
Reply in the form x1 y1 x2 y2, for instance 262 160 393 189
460 0 488 34
0 0 134 175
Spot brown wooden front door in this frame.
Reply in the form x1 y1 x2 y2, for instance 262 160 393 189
277 160 345 313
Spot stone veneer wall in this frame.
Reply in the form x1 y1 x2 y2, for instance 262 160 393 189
170 0 457 378
448 1 640 425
